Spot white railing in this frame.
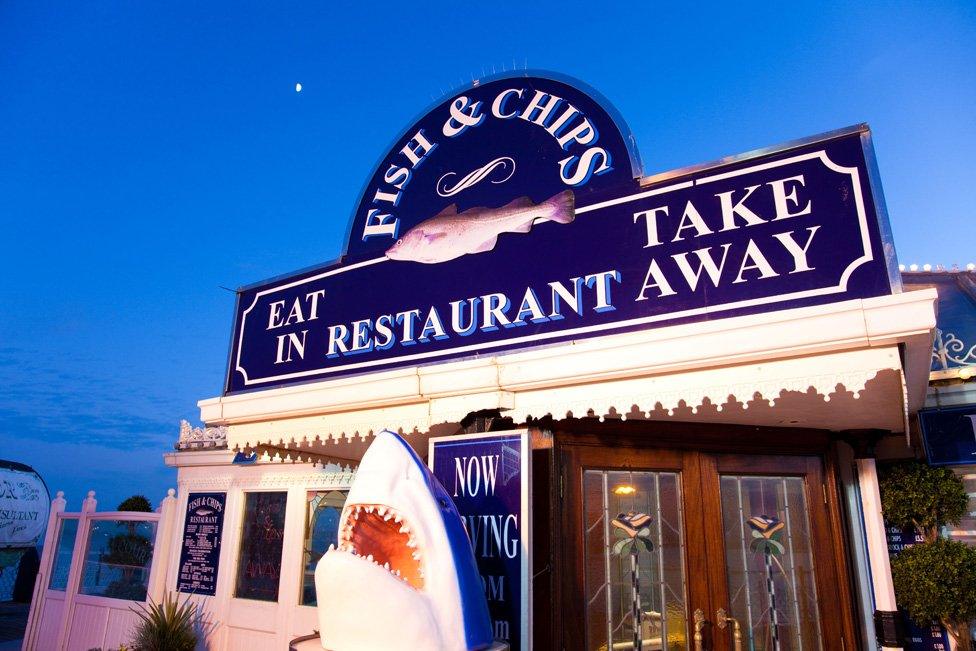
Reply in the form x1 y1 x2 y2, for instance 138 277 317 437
22 488 179 651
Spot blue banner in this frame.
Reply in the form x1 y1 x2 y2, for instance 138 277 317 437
225 74 896 394
177 492 226 597
919 405 976 466
430 432 530 650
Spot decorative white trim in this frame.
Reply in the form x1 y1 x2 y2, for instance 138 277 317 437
932 328 976 370
202 290 937 444
232 151 876 388
176 471 354 492
176 420 228 450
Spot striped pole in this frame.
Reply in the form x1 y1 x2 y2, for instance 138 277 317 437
631 547 642 651
765 548 780 651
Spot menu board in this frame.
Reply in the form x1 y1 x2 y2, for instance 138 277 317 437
177 492 226 596
885 525 950 650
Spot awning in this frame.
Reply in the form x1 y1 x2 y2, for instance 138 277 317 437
202 291 936 465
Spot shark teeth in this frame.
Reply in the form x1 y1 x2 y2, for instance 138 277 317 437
333 503 423 587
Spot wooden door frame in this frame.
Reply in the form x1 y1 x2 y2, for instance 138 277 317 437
701 453 856 650
550 419 860 651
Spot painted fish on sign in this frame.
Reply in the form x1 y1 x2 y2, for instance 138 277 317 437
386 191 575 264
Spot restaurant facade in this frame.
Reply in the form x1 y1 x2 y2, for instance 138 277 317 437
158 73 944 650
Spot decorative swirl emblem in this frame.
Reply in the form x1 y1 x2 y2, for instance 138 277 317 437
436 156 515 197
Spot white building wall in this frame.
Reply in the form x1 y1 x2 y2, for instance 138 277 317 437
163 450 353 649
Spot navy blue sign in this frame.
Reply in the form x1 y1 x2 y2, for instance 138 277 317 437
919 405 976 466
226 74 896 393
886 525 950 650
430 432 530 650
345 74 641 262
177 492 226 597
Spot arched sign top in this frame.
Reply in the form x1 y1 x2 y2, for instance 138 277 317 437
344 72 643 261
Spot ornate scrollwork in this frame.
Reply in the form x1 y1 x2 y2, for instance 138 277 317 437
932 328 976 370
176 419 228 450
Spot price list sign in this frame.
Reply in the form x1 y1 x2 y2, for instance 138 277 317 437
177 492 227 596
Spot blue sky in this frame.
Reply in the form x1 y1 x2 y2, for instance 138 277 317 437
1 1 974 510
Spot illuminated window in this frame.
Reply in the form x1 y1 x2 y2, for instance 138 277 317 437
234 492 287 601
301 490 348 606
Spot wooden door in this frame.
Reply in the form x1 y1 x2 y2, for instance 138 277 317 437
557 443 856 651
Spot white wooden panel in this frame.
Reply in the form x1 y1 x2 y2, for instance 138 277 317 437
33 594 66 651
227 627 278 650
290 605 319 638
227 598 278 632
101 607 142 650
64 601 108 651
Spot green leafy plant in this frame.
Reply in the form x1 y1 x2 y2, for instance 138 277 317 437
118 495 153 512
129 592 198 651
891 538 976 649
881 461 975 648
879 461 968 542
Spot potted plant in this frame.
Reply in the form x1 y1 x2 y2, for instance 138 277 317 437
881 461 976 649
130 592 198 651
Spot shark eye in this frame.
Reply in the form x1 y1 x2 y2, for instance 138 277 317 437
396 238 403 247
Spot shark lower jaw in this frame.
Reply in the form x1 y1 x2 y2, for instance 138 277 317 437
337 502 425 589
317 550 442 651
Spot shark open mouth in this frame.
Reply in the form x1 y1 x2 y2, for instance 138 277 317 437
315 431 493 651
337 503 424 590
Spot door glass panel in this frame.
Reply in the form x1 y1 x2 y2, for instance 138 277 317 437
48 517 79 591
79 519 157 600
583 470 688 651
720 475 822 651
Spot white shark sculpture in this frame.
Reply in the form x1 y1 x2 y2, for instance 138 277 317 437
315 430 495 651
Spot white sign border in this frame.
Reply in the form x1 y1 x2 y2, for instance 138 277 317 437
234 150 872 387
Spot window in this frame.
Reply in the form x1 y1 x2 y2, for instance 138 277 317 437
947 471 976 546
48 517 79 591
235 491 287 601
301 490 348 606
78 519 157 601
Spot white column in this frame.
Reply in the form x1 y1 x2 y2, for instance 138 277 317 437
81 489 98 513
56 490 98 650
856 458 903 651
147 488 178 603
22 490 67 651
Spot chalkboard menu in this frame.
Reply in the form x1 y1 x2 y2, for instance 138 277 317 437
177 492 227 596
234 491 287 601
886 524 950 650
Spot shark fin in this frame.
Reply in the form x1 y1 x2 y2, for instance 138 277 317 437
438 204 458 215
423 232 447 243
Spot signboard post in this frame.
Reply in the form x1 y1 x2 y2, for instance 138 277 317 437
177 492 227 597
429 431 531 651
